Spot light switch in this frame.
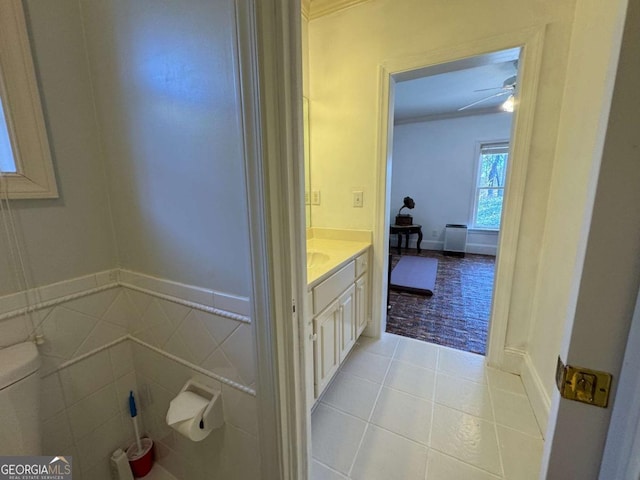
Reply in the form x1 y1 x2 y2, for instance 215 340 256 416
311 190 321 205
353 191 363 207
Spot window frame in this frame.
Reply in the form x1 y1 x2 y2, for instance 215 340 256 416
470 140 510 231
0 0 57 199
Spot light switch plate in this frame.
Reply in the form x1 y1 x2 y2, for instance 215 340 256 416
353 191 363 207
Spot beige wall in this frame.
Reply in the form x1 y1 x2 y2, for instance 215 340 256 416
80 0 251 296
0 0 117 296
307 0 577 362
529 0 630 398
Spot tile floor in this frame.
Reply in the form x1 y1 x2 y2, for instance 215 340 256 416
311 333 544 480
144 463 179 480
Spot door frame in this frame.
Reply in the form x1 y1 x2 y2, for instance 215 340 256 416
371 27 545 370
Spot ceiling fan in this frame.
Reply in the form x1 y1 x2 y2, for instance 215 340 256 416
458 74 517 112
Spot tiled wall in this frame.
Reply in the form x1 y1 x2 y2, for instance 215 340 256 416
40 341 140 480
0 270 258 479
133 342 259 480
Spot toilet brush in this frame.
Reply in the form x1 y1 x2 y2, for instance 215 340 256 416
128 391 143 454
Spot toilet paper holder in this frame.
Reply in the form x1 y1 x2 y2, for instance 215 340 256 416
171 379 224 432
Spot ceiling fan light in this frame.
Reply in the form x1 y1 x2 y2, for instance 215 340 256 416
502 94 515 112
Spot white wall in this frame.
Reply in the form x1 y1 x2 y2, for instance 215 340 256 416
390 113 512 254
80 0 251 297
308 0 577 357
0 0 117 296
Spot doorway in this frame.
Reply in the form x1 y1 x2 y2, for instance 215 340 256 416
385 50 519 355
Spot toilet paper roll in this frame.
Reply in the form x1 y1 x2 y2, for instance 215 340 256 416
166 391 211 441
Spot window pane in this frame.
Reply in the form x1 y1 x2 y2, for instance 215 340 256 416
475 188 504 228
479 152 507 188
0 97 17 173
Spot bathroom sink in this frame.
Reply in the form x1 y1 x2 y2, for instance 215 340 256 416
307 251 330 268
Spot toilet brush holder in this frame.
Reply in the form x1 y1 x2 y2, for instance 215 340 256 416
126 437 154 477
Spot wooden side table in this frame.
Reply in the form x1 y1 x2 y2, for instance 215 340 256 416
390 224 423 254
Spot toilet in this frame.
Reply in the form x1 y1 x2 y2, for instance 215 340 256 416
0 341 41 455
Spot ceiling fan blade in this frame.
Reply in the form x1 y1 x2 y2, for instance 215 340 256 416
474 86 506 92
458 91 509 111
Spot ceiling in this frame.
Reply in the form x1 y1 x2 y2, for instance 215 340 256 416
394 50 520 123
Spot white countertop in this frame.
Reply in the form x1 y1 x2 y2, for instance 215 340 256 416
306 238 371 287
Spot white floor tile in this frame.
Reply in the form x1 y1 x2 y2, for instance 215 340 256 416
426 450 501 480
350 425 428 480
485 367 526 396
312 404 367 475
430 404 502 476
354 333 400 357
310 334 545 480
321 372 381 420
491 389 542 438
144 464 180 480
341 348 392 384
312 460 349 480
435 373 493 420
497 425 543 480
393 337 439 370
438 348 487 384
370 387 432 445
384 360 436 400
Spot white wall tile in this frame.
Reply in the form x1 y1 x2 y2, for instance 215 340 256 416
197 310 240 345
125 289 153 317
167 311 217 364
0 315 29 347
39 307 99 359
75 413 129 473
67 384 120 440
42 410 74 453
63 288 119 318
200 348 241 383
221 424 260 480
220 324 255 385
102 290 137 329
60 349 114 405
221 383 257 436
74 321 127 356
109 340 134 379
40 373 66 421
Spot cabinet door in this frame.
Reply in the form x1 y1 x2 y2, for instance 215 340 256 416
313 302 339 398
338 285 356 362
356 274 369 337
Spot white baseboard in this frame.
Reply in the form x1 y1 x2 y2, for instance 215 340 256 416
520 352 551 439
391 239 497 256
466 243 497 256
502 347 525 374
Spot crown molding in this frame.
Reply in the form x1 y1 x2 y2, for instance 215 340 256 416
301 0 310 19
309 0 371 20
394 106 509 125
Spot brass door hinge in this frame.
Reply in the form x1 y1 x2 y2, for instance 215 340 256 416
556 357 612 408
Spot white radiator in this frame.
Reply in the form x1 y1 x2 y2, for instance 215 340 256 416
444 224 468 256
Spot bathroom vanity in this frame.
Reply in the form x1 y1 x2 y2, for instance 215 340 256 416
305 231 371 407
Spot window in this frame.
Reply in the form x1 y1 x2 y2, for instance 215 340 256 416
0 0 57 198
471 142 509 230
0 97 16 173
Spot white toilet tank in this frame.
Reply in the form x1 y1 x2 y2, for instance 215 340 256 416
0 341 41 455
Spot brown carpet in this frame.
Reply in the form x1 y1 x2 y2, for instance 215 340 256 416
386 249 495 355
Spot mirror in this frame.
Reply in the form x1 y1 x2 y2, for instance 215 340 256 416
303 96 311 228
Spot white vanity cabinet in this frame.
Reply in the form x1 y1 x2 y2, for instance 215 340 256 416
309 247 370 400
